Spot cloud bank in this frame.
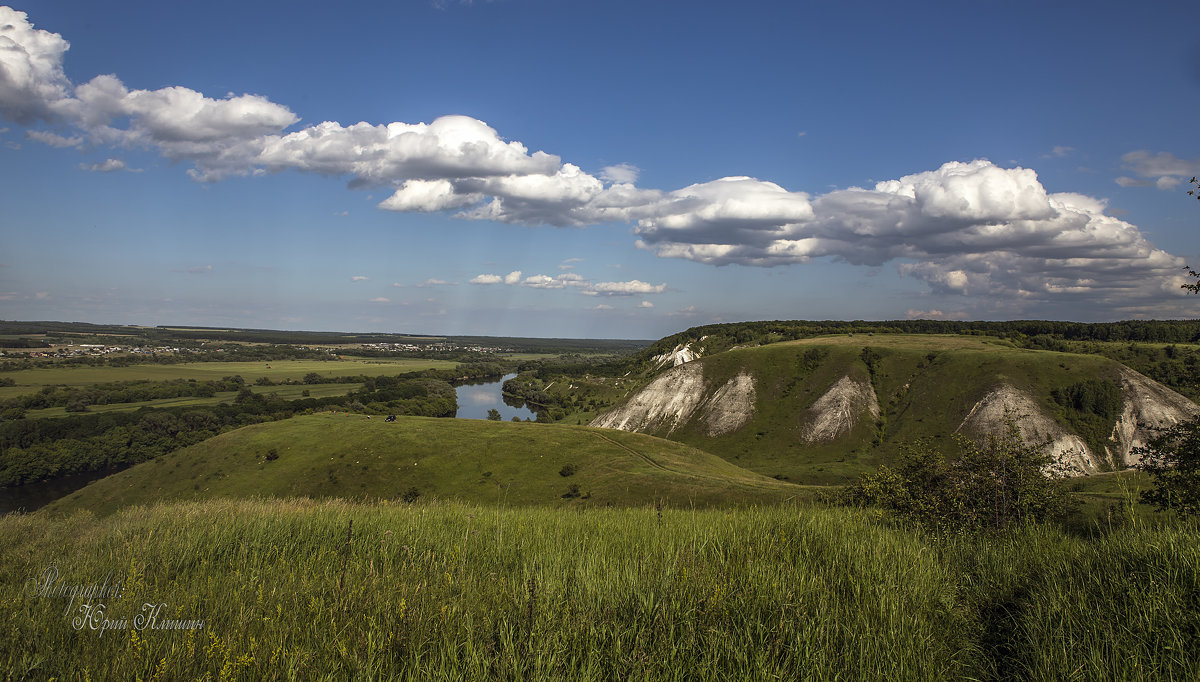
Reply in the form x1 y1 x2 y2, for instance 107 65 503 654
0 6 1190 313
1117 151 1200 191
468 270 661 297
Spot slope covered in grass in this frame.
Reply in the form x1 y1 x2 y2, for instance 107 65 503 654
45 413 803 515
4 499 1197 680
591 334 1197 484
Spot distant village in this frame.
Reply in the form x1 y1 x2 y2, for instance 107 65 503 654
1 340 511 359
355 342 512 354
0 344 205 359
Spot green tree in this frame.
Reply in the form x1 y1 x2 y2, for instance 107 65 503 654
1140 177 1200 512
1121 179 1200 516
1134 415 1200 517
1183 177 1200 294
834 423 1075 533
486 408 501 421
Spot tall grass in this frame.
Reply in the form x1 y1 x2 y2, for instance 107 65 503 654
2 500 1196 680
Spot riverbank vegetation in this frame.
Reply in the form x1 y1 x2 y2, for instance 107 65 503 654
0 365 515 498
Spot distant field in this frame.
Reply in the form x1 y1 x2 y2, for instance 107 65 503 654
785 333 1023 352
0 386 31 401
0 358 459 392
158 327 233 332
22 383 360 419
787 334 1200 354
498 352 565 361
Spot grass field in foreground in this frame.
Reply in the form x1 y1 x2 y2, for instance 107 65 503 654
3 500 1196 680
46 414 804 516
0 358 460 393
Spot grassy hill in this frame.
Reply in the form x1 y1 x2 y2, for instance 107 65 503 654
45 413 805 515
590 334 1197 484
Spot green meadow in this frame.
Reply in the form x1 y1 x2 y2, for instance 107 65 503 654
783 332 1024 352
45 414 803 516
0 358 460 393
21 383 361 420
3 500 1197 680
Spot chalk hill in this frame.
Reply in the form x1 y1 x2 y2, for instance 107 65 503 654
591 335 1198 484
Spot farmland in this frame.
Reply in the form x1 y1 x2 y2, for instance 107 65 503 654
0 358 460 393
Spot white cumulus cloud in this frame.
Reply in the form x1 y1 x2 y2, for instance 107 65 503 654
905 309 967 320
0 6 1191 316
600 162 639 184
26 129 80 147
1118 151 1200 191
588 279 668 296
79 157 140 172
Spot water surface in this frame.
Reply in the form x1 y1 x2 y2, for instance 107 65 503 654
454 373 539 421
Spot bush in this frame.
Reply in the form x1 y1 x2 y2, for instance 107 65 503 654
1134 416 1200 516
559 463 577 477
833 424 1076 533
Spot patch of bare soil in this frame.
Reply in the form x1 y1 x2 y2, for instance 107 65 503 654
702 372 756 436
590 362 706 433
802 376 880 443
1109 368 1200 466
591 365 757 437
957 384 1098 474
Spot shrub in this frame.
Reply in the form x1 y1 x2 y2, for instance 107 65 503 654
559 463 577 477
834 424 1075 533
1134 416 1200 516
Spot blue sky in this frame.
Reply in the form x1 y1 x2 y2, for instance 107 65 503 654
1 0 1199 339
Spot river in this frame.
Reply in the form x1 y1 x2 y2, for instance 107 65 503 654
454 373 539 421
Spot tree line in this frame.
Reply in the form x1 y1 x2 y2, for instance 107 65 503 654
0 366 496 491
